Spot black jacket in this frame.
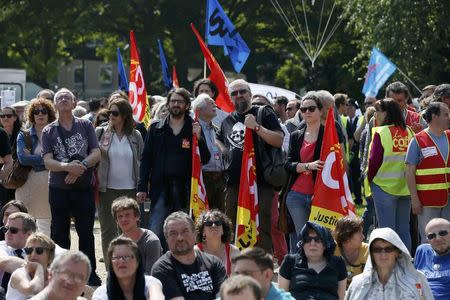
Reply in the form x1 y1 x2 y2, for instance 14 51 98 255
137 115 210 208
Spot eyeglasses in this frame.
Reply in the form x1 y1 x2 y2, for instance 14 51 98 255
169 99 186 105
55 270 87 284
107 110 120 117
230 89 249 97
111 255 135 262
33 108 48 115
0 226 22 234
427 230 449 240
24 247 47 255
299 106 318 113
304 236 322 243
98 118 108 123
371 246 398 254
55 95 72 102
0 114 13 119
364 102 374 106
204 220 223 227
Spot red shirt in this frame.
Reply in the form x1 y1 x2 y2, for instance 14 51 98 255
291 140 316 195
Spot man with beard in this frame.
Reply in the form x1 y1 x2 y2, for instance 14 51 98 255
415 218 450 300
151 211 226 300
216 79 283 254
137 88 210 251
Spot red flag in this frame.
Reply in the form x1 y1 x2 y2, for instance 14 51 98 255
172 65 180 88
129 31 151 127
190 23 234 113
309 108 355 229
235 128 259 250
190 117 209 220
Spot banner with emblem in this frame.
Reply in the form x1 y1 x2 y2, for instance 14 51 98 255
190 118 209 220
129 31 151 127
235 128 259 250
309 108 355 230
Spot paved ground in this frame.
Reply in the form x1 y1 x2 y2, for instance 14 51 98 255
70 219 108 283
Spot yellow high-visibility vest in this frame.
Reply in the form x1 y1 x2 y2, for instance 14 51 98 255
371 125 413 196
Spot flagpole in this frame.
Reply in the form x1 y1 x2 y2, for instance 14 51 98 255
203 58 207 79
395 67 422 95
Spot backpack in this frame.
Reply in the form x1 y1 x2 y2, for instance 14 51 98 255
2 132 32 189
255 106 288 189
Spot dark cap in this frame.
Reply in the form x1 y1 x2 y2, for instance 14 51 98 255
434 84 450 98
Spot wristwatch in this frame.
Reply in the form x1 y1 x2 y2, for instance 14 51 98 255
305 163 309 171
82 160 89 168
254 125 261 132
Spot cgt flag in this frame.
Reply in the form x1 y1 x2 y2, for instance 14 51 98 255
117 48 129 92
309 108 355 230
362 47 397 97
190 118 209 220
191 23 234 113
129 31 151 127
172 65 180 88
206 0 250 73
235 128 259 250
157 39 173 91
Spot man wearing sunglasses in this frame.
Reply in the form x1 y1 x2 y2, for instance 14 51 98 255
41 88 101 286
414 218 450 300
0 212 36 296
216 79 283 255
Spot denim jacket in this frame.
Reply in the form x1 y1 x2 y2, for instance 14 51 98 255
16 126 46 172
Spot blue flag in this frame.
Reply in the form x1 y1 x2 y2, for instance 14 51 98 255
117 48 129 92
157 39 173 90
206 0 250 73
362 47 397 97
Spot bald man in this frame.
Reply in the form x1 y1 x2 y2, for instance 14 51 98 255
414 218 450 300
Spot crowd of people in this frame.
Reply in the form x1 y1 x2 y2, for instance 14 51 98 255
0 79 449 299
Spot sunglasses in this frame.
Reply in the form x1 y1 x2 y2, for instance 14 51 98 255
230 89 248 97
304 236 322 243
204 220 223 227
371 246 398 254
24 247 47 255
0 226 21 234
107 110 120 117
111 255 134 262
33 108 48 115
299 106 318 113
55 95 72 102
427 230 449 240
0 114 13 119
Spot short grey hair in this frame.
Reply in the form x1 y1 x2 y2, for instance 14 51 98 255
50 250 91 280
8 212 36 233
192 93 214 111
315 90 335 105
54 88 75 102
72 106 87 117
163 211 195 238
229 79 251 93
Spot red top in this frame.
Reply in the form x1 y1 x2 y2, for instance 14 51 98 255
197 242 231 275
291 140 316 195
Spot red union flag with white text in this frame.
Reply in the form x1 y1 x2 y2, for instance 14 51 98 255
129 31 150 127
190 125 209 220
235 128 259 250
309 108 355 230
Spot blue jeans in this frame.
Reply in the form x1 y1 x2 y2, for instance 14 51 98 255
149 191 171 252
286 190 312 253
49 186 96 272
370 183 411 251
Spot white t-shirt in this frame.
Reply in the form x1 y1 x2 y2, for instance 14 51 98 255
107 134 135 189
6 267 33 300
92 275 162 300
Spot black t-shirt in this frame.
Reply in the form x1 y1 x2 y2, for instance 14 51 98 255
0 128 11 157
151 250 227 300
279 254 347 300
217 106 282 186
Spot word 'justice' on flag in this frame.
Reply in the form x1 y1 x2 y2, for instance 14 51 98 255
309 108 355 230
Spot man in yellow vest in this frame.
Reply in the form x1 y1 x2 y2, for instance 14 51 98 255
406 102 450 243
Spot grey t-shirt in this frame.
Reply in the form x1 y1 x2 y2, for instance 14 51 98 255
137 229 162 275
41 118 99 188
406 130 449 165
